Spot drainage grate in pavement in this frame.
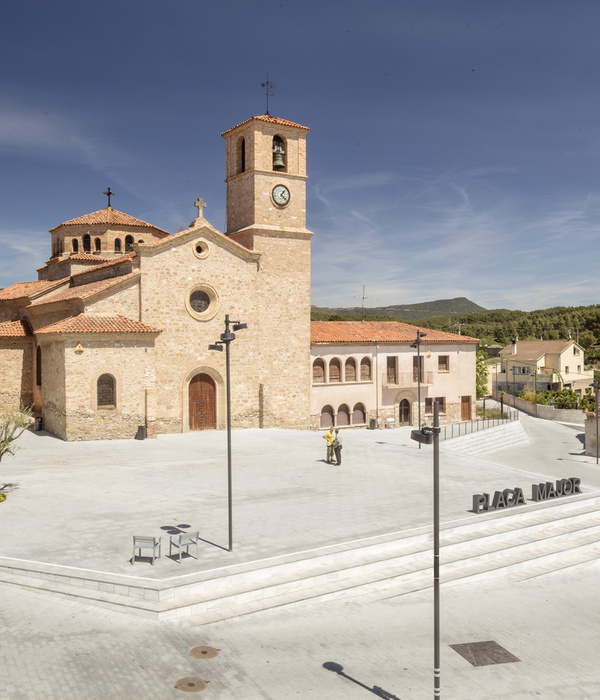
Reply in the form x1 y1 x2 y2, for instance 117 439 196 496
450 641 520 667
174 677 209 692
190 646 220 659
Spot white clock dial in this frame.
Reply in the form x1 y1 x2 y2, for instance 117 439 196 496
272 184 290 206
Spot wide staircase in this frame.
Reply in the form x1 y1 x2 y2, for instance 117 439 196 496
0 493 598 626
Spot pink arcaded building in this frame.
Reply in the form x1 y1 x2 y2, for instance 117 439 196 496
310 321 479 430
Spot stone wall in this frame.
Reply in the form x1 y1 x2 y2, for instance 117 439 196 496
0 340 33 410
493 390 586 424
585 414 598 457
58 335 156 441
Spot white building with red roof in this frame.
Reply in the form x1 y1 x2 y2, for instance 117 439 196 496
311 321 479 428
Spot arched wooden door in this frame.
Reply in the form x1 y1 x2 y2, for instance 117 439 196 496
399 398 411 426
189 373 216 430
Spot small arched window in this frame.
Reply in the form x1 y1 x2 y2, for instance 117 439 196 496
125 235 134 251
360 357 372 381
352 403 366 425
94 238 101 252
36 346 42 387
114 238 121 252
345 358 356 382
329 358 341 382
337 404 350 426
320 405 334 429
312 358 325 384
238 136 246 173
72 239 79 253
272 135 286 171
83 234 91 252
97 374 116 408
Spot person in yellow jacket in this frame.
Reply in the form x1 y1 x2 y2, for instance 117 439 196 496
322 428 335 463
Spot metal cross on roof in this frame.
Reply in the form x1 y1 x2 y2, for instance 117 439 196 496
104 187 115 207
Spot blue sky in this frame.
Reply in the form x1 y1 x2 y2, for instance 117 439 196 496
2 0 600 311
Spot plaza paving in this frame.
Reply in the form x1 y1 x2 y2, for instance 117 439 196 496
1 414 599 698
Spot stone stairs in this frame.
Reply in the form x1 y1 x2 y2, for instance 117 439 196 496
440 419 528 455
0 492 598 626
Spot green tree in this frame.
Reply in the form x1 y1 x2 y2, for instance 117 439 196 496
476 345 489 399
0 406 33 464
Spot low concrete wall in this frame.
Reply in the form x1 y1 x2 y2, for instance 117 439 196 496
492 391 586 425
585 415 599 457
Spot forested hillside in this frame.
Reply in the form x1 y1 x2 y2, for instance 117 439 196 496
311 303 600 364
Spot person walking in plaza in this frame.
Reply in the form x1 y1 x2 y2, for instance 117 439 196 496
333 428 343 466
323 428 335 463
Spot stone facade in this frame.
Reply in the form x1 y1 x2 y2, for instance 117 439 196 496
0 114 313 440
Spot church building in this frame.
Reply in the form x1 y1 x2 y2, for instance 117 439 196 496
0 114 313 440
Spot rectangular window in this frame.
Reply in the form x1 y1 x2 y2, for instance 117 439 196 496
425 398 433 414
426 397 445 413
413 355 423 382
565 366 569 374
577 365 581 373
438 355 450 372
574 347 580 355
436 396 446 413
387 356 397 384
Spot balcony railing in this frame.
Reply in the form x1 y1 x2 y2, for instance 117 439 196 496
384 371 435 388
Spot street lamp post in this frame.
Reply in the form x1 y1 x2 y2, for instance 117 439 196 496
411 331 427 446
411 401 441 699
591 379 599 466
209 314 247 552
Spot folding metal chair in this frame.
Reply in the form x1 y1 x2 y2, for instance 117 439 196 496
132 536 161 565
169 531 200 563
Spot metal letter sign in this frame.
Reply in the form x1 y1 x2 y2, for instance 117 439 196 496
472 478 581 513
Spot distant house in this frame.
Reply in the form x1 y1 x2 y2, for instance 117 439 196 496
496 339 591 396
310 321 479 429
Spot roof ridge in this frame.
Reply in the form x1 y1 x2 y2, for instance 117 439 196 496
49 207 169 234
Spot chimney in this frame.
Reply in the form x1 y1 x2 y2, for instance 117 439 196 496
511 338 517 355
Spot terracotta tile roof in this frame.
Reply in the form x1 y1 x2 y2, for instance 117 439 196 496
61 253 113 263
0 320 31 338
49 207 169 234
311 321 479 344
221 114 309 136
28 271 139 307
0 280 63 301
36 314 161 335
70 252 136 280
499 340 574 360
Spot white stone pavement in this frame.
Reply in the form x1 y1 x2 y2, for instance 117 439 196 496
0 414 599 698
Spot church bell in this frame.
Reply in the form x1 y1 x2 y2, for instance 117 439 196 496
273 144 285 170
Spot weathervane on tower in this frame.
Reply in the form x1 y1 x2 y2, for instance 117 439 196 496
104 187 114 207
261 74 276 115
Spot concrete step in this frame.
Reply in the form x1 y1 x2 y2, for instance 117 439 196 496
1 493 599 623
441 420 528 455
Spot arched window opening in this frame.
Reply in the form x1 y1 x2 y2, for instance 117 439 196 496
360 357 372 381
320 405 334 429
312 358 325 384
125 235 134 251
97 374 116 408
345 358 356 382
94 238 101 252
352 403 366 425
329 358 341 382
36 346 42 387
337 404 350 426
114 238 121 252
72 238 79 253
238 136 246 173
83 234 91 253
272 135 286 171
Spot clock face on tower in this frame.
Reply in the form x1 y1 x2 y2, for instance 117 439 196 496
272 184 290 207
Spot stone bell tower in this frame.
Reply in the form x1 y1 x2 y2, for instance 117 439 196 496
221 115 311 238
221 114 313 428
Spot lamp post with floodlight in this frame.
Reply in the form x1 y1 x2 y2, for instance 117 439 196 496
209 314 247 552
411 331 427 446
